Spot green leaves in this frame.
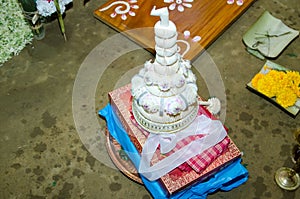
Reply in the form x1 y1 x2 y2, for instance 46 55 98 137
0 0 33 66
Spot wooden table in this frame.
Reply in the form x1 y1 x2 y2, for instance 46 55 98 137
94 0 255 61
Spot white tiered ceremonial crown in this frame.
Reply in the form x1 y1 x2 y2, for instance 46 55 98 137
131 6 199 134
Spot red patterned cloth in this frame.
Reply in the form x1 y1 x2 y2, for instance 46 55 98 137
184 136 230 172
150 134 230 173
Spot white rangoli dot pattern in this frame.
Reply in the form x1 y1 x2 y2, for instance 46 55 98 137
164 0 194 13
99 0 139 20
227 0 244 6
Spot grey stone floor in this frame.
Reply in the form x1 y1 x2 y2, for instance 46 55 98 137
1 0 300 198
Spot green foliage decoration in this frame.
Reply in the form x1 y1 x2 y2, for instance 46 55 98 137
0 0 33 66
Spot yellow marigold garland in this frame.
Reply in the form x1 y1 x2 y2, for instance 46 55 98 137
251 67 300 108
256 74 277 98
276 88 297 108
287 71 300 98
251 73 264 89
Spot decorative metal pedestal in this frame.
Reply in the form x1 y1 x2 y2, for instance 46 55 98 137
275 129 300 191
275 167 300 191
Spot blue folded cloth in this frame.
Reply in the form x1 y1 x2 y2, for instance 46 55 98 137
99 104 248 199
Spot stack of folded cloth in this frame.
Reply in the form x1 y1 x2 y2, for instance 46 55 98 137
99 84 248 198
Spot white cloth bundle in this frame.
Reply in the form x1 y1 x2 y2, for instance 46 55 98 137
139 114 227 181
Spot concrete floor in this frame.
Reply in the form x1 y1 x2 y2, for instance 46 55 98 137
1 0 300 198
